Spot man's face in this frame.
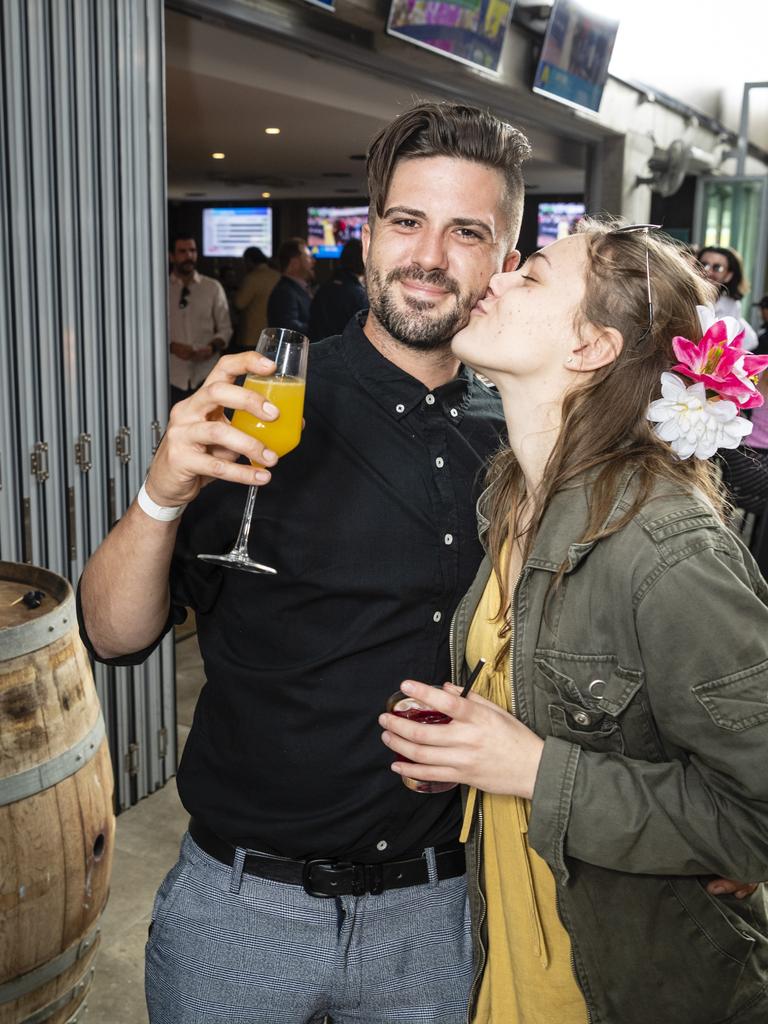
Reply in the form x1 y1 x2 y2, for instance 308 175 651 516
292 243 315 284
172 239 197 276
362 156 519 350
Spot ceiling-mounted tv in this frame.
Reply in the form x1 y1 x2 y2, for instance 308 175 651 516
532 0 619 114
387 0 515 74
202 207 273 258
307 206 368 259
537 200 586 248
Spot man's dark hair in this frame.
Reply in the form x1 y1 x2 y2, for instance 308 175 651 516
338 238 364 276
366 102 531 237
277 238 307 274
243 246 268 266
169 233 197 253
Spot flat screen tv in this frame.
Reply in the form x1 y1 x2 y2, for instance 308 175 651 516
202 207 273 258
307 206 368 259
387 0 514 74
536 200 586 248
532 0 619 114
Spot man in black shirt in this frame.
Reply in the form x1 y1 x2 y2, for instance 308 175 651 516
267 236 315 335
79 103 529 1023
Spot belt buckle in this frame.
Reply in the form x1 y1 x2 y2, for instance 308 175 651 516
302 857 341 898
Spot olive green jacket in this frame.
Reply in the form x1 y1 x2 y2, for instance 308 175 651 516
452 469 768 1024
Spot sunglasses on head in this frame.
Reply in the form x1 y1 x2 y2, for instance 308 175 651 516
699 259 728 274
179 285 190 309
610 223 662 343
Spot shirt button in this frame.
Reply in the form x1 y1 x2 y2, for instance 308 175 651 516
444 533 453 545
395 403 405 414
433 611 442 623
376 840 388 852
435 457 444 468
425 394 435 405
449 408 458 418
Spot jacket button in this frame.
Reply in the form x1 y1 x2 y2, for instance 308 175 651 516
573 711 591 726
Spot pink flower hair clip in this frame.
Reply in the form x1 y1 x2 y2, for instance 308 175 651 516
647 306 768 460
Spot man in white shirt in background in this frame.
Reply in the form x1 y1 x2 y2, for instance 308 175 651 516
169 235 233 404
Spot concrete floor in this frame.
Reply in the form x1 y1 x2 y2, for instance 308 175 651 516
85 629 204 1023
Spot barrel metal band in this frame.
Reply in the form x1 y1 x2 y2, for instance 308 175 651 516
0 713 106 807
18 968 94 1023
0 927 99 1005
0 591 76 659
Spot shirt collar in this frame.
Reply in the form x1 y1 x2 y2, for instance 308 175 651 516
339 312 473 423
171 270 201 287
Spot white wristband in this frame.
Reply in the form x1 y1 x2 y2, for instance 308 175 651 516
136 481 187 522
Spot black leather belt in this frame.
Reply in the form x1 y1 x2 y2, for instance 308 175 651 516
189 818 465 898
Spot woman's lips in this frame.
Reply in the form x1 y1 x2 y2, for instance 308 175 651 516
471 296 495 316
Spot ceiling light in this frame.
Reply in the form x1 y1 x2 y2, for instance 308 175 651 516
261 192 271 199
211 152 225 159
265 128 281 135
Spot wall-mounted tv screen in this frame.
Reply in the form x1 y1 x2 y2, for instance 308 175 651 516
307 206 368 259
202 207 273 258
537 200 586 248
387 0 514 74
532 0 618 114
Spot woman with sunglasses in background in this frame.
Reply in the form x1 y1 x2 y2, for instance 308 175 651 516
699 244 758 350
380 221 768 1024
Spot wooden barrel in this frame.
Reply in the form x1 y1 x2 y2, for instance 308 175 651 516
0 563 115 1024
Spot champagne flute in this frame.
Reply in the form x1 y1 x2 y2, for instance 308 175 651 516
197 327 309 574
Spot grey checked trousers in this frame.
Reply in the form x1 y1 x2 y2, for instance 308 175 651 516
145 832 473 1024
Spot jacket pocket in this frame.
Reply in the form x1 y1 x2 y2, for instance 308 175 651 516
667 877 755 964
534 652 648 755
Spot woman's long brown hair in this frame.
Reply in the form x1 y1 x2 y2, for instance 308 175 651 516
483 219 724 653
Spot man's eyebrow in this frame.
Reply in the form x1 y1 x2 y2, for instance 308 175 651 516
382 205 426 220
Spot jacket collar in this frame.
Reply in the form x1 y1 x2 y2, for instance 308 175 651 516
478 465 637 576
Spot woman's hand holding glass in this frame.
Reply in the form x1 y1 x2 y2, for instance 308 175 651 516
379 679 545 799
145 350 281 511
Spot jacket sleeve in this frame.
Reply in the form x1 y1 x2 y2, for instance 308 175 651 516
528 542 768 883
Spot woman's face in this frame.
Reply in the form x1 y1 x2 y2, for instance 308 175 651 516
699 249 733 287
451 233 589 384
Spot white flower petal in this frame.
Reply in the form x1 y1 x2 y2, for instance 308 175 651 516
696 305 716 334
660 372 686 400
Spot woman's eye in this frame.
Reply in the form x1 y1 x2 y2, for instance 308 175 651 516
520 274 536 283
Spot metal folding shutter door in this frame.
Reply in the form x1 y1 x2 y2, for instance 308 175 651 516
0 0 174 812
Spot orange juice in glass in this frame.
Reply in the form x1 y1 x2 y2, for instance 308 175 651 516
197 327 309 575
231 375 305 461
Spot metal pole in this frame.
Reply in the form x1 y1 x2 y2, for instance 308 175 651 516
736 81 768 176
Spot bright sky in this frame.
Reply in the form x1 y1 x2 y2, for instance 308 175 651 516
608 0 766 104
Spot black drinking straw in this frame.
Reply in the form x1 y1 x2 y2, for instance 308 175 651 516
460 657 486 699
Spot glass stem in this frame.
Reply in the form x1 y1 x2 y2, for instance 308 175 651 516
232 485 259 558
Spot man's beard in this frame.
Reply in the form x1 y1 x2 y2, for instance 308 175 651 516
366 263 482 351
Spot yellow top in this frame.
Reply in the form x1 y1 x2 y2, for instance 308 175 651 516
461 565 588 1024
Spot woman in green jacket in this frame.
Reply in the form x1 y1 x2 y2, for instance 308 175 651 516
380 221 768 1024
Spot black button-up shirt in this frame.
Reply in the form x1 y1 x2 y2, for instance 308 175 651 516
84 315 504 861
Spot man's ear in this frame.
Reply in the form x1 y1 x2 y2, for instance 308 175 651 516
570 326 624 372
362 222 371 264
502 249 521 273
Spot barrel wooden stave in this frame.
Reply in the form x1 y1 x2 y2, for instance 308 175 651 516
0 563 115 1024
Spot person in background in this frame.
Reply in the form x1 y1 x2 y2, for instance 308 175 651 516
308 237 367 341
168 235 232 405
233 246 280 349
266 236 315 336
699 245 758 350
